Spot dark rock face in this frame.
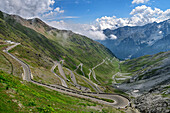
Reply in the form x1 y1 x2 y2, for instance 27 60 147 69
98 19 170 60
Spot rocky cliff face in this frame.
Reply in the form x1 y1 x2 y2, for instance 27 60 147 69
98 19 170 60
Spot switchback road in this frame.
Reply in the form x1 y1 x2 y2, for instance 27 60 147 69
3 42 130 108
51 61 68 87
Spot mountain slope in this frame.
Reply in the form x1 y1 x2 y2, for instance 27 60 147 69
98 19 170 59
0 11 131 112
0 11 119 90
115 51 170 113
97 50 170 113
118 51 170 93
0 70 123 113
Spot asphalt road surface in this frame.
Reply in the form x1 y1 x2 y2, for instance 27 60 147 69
3 43 130 108
56 61 67 80
51 61 68 87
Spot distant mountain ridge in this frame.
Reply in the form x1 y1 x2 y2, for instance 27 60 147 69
98 19 170 60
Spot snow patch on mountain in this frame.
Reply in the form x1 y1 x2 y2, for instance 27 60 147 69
99 19 170 59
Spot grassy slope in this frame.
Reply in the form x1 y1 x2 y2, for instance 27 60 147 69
0 43 23 78
0 70 125 113
120 51 170 81
0 41 125 112
95 58 120 85
0 11 119 85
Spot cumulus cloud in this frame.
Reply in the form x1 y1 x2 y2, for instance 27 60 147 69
1 1 170 41
46 5 170 40
0 0 55 18
130 5 170 24
42 7 65 19
54 7 64 14
94 5 170 30
95 16 130 30
110 35 117 40
47 21 107 40
132 0 149 4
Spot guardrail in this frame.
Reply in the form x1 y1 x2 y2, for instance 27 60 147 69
30 77 131 104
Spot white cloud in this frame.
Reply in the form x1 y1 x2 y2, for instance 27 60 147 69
110 35 117 40
0 0 66 20
0 0 55 18
42 11 55 18
130 5 170 23
42 7 64 19
57 16 79 19
47 21 107 40
95 16 130 30
159 31 162 34
44 16 79 21
94 5 170 31
1 1 170 41
46 5 170 40
54 7 64 14
132 0 149 4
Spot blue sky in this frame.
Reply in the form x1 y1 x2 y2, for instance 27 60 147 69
43 0 170 40
52 0 170 24
0 0 170 40
54 0 132 23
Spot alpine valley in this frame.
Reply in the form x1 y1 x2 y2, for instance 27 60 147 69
0 10 169 113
